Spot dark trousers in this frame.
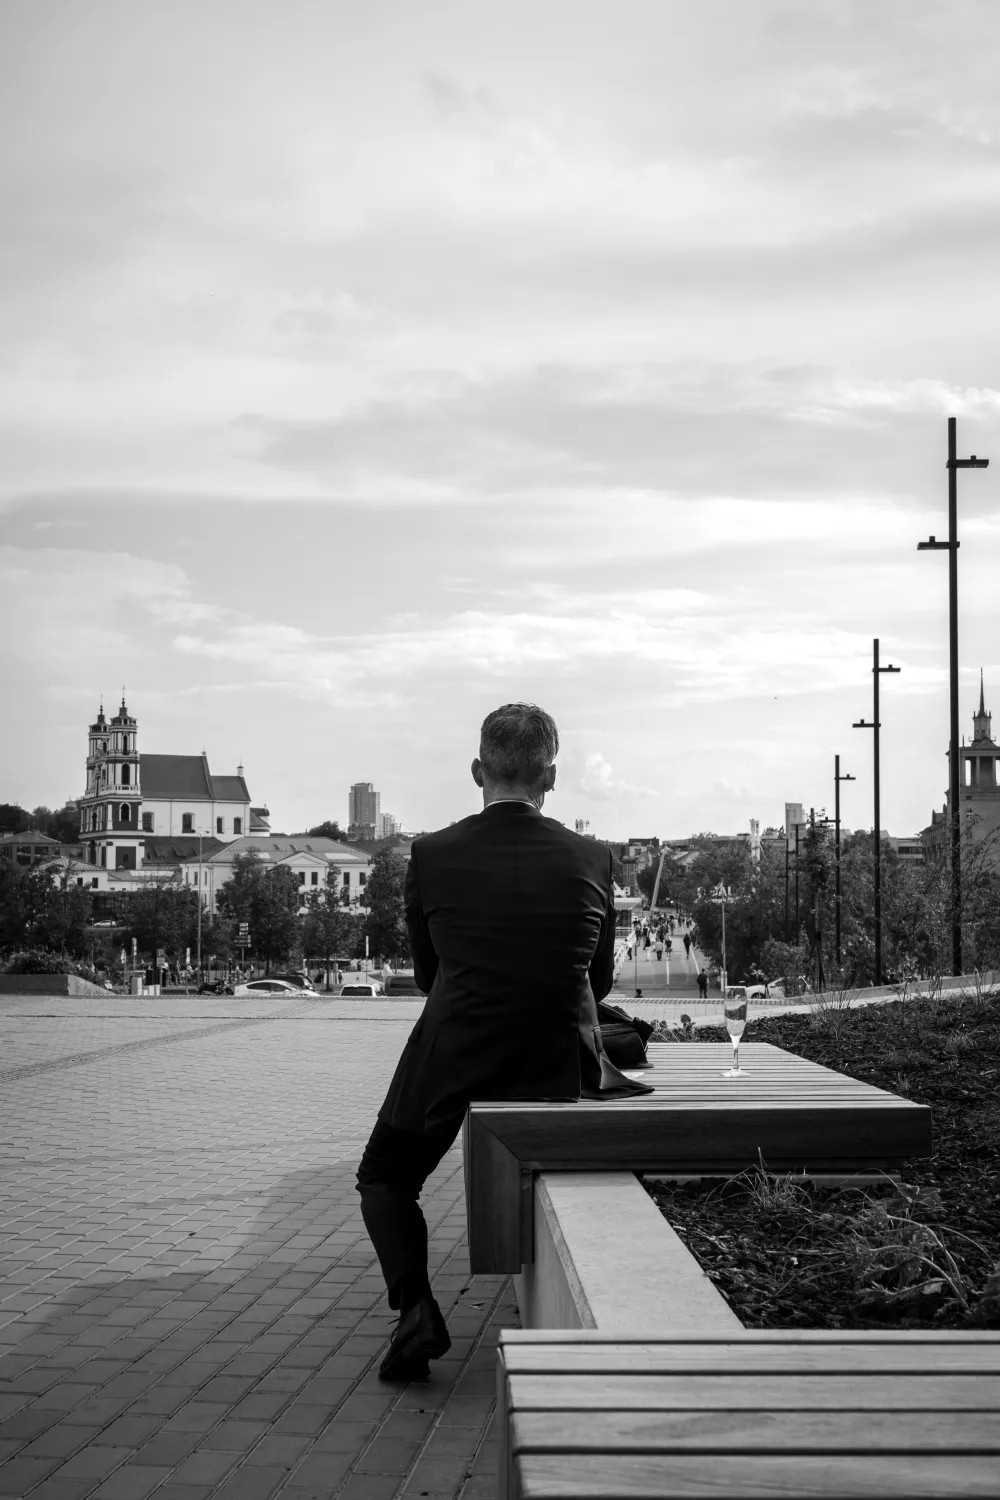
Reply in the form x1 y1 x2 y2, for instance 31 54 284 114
356 1115 465 1311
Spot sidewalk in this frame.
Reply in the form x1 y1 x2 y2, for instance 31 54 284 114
0 995 515 1500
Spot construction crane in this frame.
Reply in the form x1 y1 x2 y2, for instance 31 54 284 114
648 848 668 912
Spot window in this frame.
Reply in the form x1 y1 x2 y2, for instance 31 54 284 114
121 735 129 753
182 814 194 832
216 817 223 834
121 764 130 786
91 878 98 889
342 871 350 886
311 871 318 886
233 817 242 835
119 803 130 823
359 872 366 886
76 878 84 887
192 871 198 886
299 871 306 885
142 813 153 832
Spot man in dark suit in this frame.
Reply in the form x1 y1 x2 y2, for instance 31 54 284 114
357 703 622 1380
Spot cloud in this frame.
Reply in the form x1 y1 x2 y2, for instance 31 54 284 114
577 752 653 803
712 778 752 804
243 362 1000 504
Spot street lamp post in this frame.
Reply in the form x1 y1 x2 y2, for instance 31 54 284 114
808 808 835 992
834 755 856 969
853 638 900 986
710 884 732 994
918 416 989 978
195 828 209 976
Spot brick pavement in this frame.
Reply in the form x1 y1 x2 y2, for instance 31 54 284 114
0 996 516 1500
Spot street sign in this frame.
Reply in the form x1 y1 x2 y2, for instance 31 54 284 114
238 921 249 938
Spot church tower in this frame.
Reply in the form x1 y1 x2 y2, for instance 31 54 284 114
955 672 1000 854
80 696 144 870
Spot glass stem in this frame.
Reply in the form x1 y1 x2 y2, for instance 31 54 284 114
733 1039 739 1072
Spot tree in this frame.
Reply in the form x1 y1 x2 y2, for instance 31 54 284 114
361 847 410 965
121 879 198 968
216 850 301 971
306 820 347 842
0 860 92 957
0 803 31 835
302 870 362 987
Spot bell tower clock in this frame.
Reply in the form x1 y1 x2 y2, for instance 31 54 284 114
80 696 144 870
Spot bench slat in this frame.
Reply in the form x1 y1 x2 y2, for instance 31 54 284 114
511 1409 1000 1452
515 1452 999 1498
503 1344 1000 1374
507 1373 1000 1411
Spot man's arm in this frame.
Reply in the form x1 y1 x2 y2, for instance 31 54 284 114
404 846 439 995
587 853 618 1001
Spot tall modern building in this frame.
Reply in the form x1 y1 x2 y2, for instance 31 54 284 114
349 782 381 833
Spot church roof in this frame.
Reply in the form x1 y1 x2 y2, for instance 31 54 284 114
140 755 213 799
211 775 251 802
179 835 369 867
139 755 250 802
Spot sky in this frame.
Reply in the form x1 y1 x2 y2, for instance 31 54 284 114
2 0 999 839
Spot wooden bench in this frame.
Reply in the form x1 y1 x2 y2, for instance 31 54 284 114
497 1330 1000 1499
465 1043 932 1273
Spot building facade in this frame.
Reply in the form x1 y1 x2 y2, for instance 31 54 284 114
922 676 1000 864
78 698 255 871
349 782 380 835
0 830 62 867
178 835 372 916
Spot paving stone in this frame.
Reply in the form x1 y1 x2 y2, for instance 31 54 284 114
92 1461 175 1498
0 1000 515 1500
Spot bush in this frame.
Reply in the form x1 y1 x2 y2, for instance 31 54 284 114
4 950 98 980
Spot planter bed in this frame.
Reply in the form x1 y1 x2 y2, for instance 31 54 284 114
646 986 1000 1331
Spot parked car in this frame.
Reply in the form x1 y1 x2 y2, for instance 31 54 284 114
745 979 787 1000
337 981 384 997
198 979 235 995
268 972 316 992
232 978 305 996
382 971 423 996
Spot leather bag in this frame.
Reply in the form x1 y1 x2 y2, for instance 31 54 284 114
578 985 655 1099
597 1000 655 1070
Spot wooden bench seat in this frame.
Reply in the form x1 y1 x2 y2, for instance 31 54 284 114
497 1330 1000 1498
466 1043 932 1274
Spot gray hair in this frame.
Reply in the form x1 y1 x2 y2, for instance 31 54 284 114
479 703 559 788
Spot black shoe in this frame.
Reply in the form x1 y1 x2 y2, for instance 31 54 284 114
378 1296 451 1382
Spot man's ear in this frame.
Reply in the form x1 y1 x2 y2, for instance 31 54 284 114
471 758 484 788
542 763 557 792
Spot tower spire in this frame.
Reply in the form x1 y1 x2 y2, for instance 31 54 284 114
980 668 985 717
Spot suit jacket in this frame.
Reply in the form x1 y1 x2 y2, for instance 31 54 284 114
378 800 618 1133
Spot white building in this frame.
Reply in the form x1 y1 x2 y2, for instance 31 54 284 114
139 755 251 839
179 835 372 916
78 698 257 871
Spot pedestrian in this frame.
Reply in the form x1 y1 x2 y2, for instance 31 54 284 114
697 969 708 999
665 937 672 954
655 942 663 961
683 932 692 958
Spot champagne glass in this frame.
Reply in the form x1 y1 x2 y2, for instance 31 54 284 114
722 996 749 1078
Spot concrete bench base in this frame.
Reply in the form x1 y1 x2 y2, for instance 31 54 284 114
513 1171 741 1333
